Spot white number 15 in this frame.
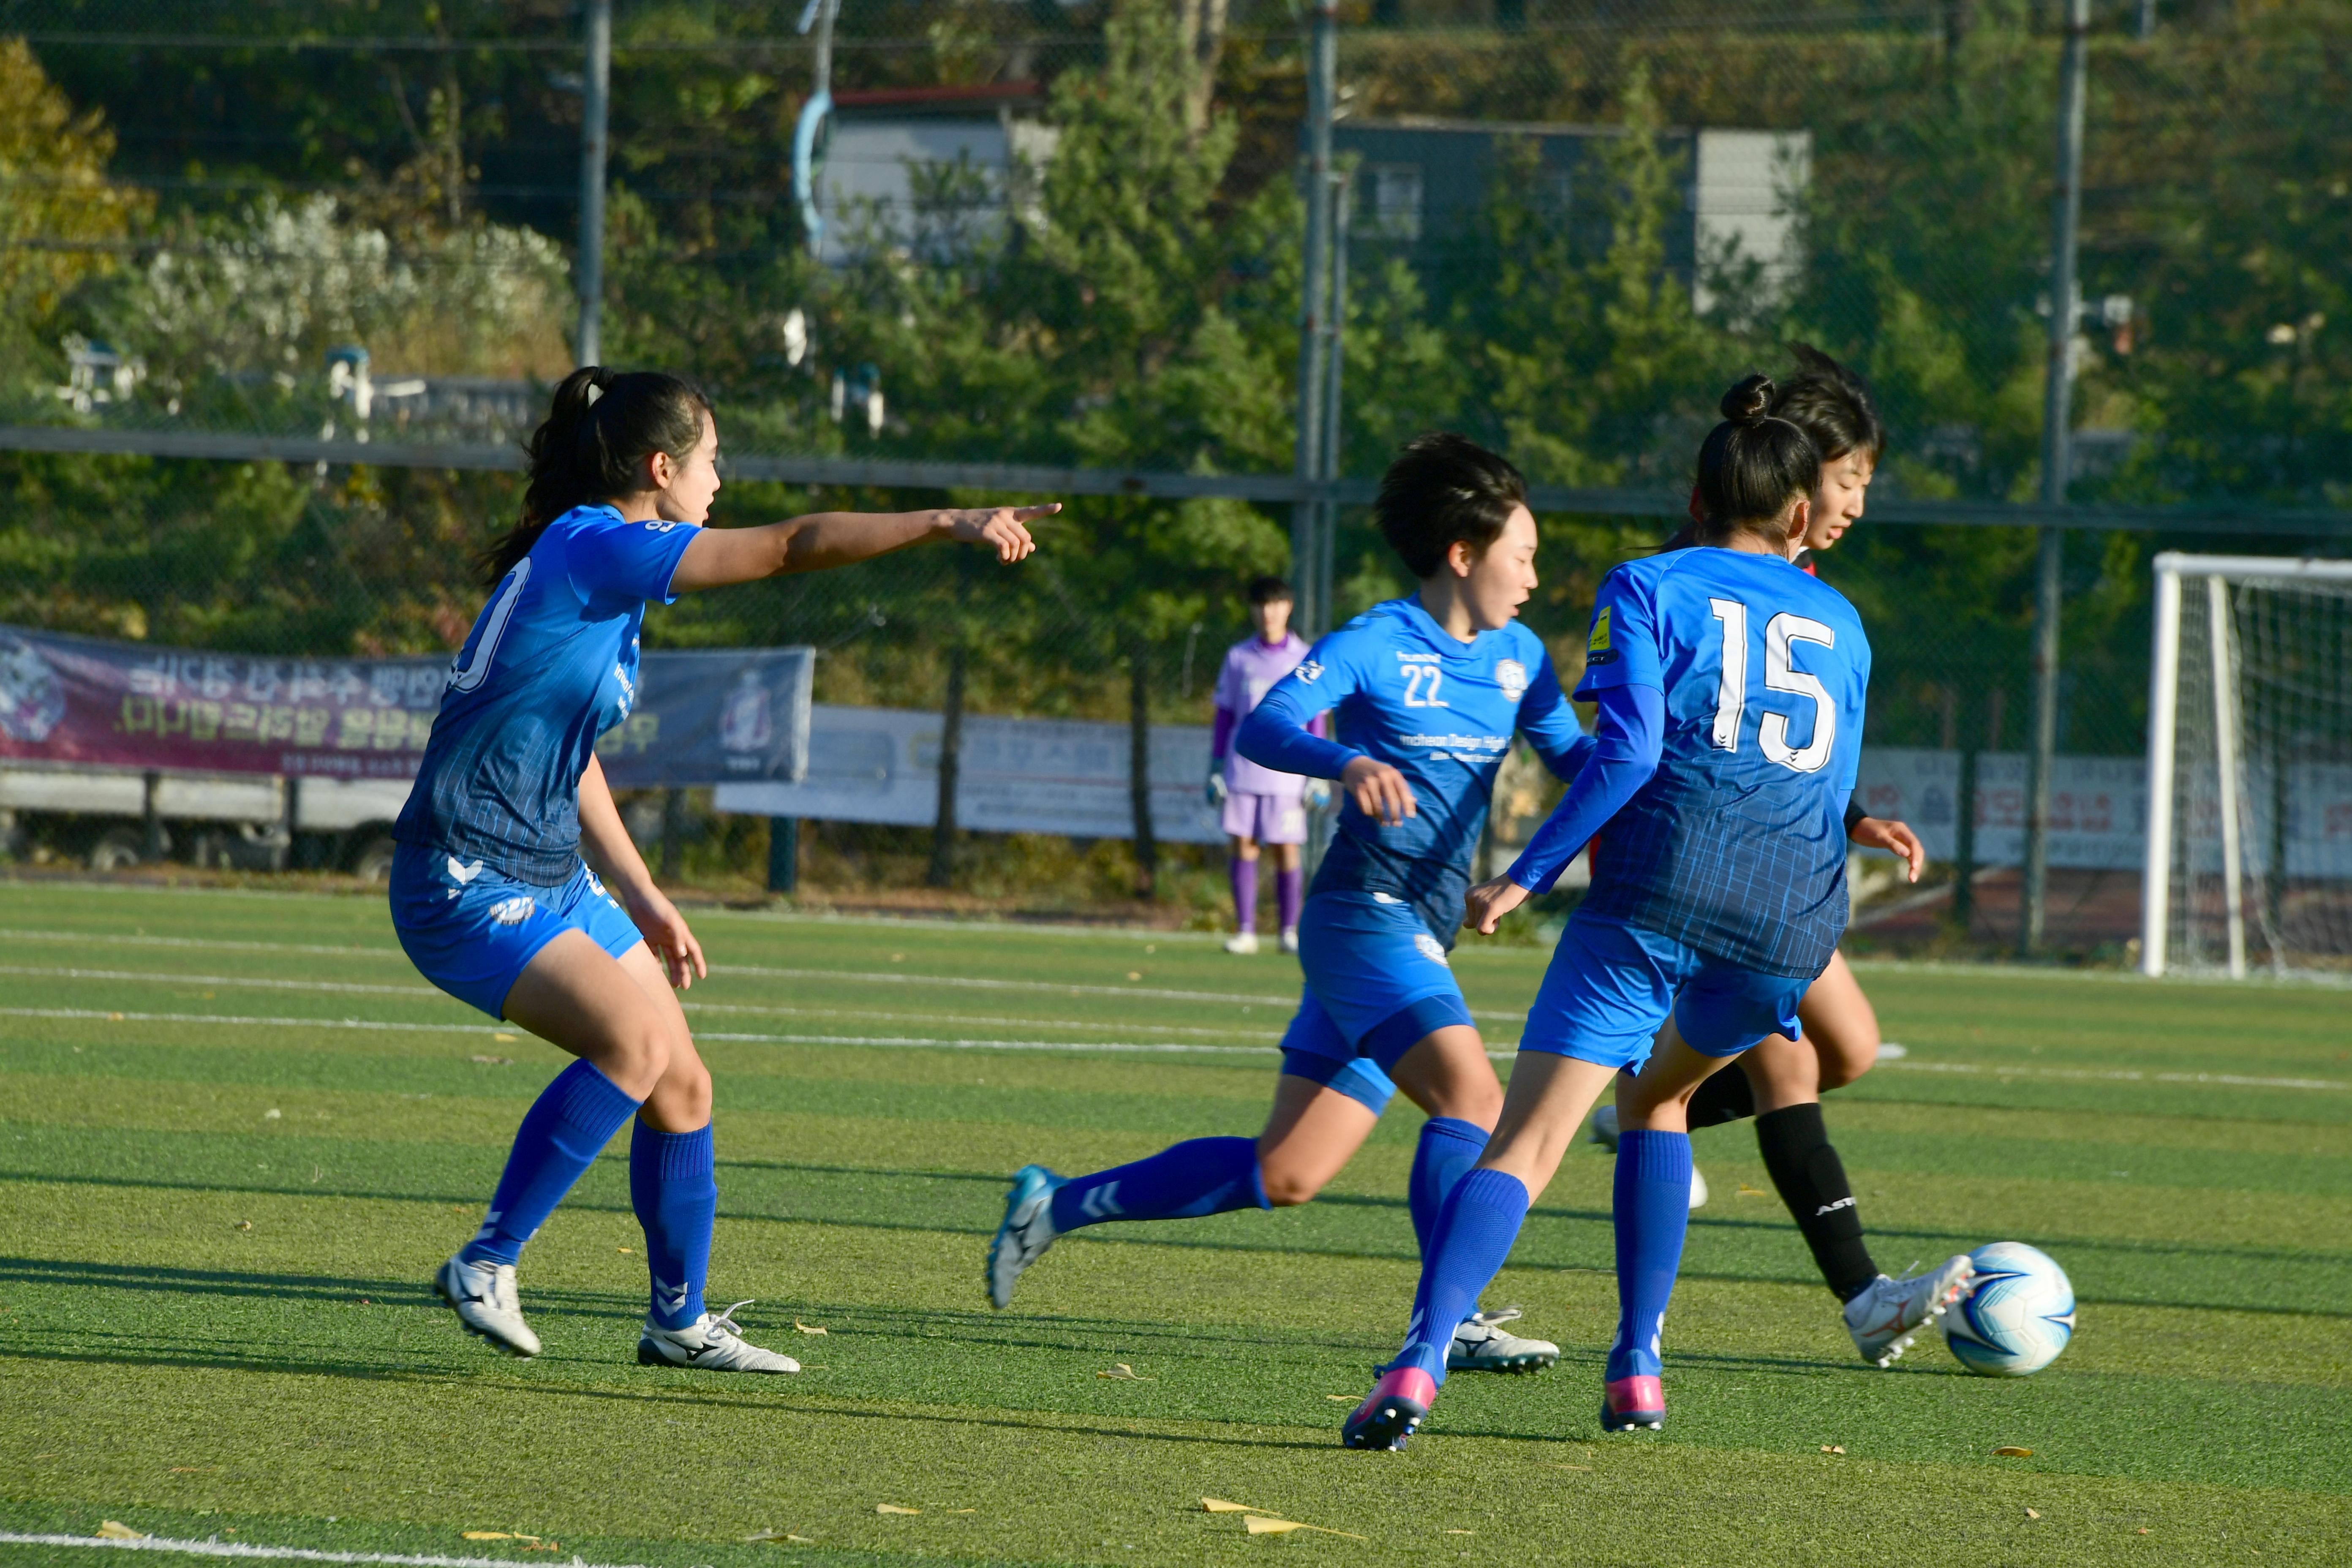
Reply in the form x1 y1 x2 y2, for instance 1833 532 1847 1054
1707 597 1837 773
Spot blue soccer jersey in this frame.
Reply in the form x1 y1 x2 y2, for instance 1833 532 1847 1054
1239 596 1591 945
394 504 700 883
1568 548 1869 977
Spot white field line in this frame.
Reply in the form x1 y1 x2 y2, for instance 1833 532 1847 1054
0 964 1287 1042
0 1005 1279 1057
0 927 1528 1021
0 1533 649 1566
9 1001 2345 1089
1872 1058 2348 1092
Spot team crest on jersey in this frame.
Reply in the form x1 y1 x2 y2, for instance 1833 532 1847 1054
1494 658 1529 702
1296 660 1324 684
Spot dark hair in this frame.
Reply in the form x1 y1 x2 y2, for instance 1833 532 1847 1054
1246 575 1294 606
1693 375 1820 547
1374 432 1528 580
1769 343 1885 464
480 365 713 582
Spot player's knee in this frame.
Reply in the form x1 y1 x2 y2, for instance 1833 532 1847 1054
602 1021 674 1099
1812 1028 1878 1091
1259 1166 1323 1207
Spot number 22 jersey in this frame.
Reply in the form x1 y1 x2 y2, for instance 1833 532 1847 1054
1577 548 1870 977
393 504 702 884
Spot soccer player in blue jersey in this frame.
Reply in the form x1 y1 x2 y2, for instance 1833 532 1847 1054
986 434 1592 1374
403 367 1049 1368
1586 347 1966 1368
1342 374 1930 1448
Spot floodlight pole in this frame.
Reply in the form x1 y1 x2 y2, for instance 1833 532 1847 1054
574 0 612 367
1292 0 1338 637
2020 0 2089 957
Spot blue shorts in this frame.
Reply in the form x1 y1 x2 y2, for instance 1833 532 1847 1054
389 841 643 1018
1518 909 1812 1071
1274 891 1475 1109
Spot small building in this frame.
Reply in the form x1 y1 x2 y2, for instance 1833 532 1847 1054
811 83 1060 264
1331 119 1811 313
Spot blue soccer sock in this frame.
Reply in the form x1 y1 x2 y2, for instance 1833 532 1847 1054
1607 1128 1694 1382
1048 1137 1268 1233
1407 1117 1489 1260
630 1120 716 1330
1392 1167 1530 1383
461 1059 642 1269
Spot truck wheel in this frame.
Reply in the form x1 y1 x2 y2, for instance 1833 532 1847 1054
351 836 398 883
90 827 147 871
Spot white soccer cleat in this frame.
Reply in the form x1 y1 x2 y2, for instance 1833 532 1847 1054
1589 1104 1620 1152
1688 1165 1709 1209
433 1253 540 1359
637 1301 800 1373
1223 932 1260 955
1446 1306 1559 1374
987 1163 1065 1309
1278 927 1300 955
1845 1256 1978 1367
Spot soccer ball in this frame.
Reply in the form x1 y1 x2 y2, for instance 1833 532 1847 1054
1944 1241 2075 1377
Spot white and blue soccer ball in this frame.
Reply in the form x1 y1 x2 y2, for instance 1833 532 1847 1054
1944 1241 2075 1377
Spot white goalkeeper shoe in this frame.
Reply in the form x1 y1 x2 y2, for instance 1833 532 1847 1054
1844 1257 1977 1367
1587 1107 1708 1209
637 1301 800 1373
1446 1307 1559 1374
433 1253 540 1359
1223 932 1261 955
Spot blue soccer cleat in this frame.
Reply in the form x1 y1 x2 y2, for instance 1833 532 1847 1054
1341 1366 1437 1451
986 1163 1066 1309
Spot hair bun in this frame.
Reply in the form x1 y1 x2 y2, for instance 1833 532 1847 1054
1720 373 1775 423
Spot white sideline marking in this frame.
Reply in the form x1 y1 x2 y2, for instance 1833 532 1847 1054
0 963 1287 1042
0 928 409 961
0 1005 1277 1057
0 1533 647 1566
0 964 441 998
1875 1059 2347 1092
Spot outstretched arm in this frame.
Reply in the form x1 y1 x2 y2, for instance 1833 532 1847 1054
670 503 1054 592
1462 683 1663 935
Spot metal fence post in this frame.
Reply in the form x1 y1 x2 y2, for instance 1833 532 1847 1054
574 0 612 367
1292 0 1337 639
2020 0 2090 956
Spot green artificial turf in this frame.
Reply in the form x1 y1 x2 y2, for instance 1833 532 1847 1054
0 880 2347 1566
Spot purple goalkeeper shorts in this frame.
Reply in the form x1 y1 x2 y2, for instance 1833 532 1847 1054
1222 789 1308 845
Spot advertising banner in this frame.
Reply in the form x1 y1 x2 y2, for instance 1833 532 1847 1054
0 624 811 789
715 705 1226 845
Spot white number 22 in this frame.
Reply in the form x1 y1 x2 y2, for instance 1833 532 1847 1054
1706 596 1837 774
1401 665 1447 708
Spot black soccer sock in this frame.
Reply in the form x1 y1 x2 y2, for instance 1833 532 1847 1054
1685 1063 1758 1128
1754 1103 1878 1301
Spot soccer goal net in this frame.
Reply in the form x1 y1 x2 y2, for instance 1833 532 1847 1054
2143 553 2352 977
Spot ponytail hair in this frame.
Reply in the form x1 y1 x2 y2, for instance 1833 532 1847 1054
1693 374 1821 548
1769 343 1886 465
480 366 713 582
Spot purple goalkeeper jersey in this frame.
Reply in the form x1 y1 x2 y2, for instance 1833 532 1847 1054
1213 633 1318 797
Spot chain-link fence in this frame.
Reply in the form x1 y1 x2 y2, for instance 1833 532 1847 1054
0 0 2347 947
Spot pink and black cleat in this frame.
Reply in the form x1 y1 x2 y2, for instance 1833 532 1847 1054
1340 1367 1437 1451
1600 1373 1665 1432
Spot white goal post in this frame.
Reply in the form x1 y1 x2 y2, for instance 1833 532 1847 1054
2143 552 2352 977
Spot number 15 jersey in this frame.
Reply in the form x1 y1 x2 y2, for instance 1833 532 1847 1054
1577 548 1870 977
